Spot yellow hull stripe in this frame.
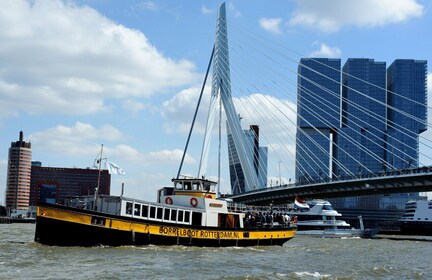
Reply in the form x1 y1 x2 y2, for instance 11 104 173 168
37 206 296 240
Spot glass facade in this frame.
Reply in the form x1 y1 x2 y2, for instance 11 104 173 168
336 59 387 176
228 125 267 194
296 128 332 182
295 58 428 229
296 58 341 181
386 59 427 170
297 58 341 129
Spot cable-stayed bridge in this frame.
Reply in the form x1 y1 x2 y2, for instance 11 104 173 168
229 166 432 205
179 4 432 207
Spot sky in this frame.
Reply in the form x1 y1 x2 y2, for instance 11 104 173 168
1 0 431 203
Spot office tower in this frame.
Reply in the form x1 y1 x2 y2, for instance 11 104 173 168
386 59 428 170
228 124 268 194
30 164 111 206
295 58 427 229
335 59 387 176
296 58 341 182
5 131 32 214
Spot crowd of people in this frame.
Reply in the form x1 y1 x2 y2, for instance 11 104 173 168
243 211 297 228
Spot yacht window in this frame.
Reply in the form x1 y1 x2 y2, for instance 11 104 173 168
164 208 170 220
171 209 177 221
184 211 190 223
134 204 141 216
142 205 148 218
126 202 133 215
322 205 334 211
192 182 200 191
178 210 184 222
149 206 156 218
156 207 163 219
204 183 211 191
184 182 191 190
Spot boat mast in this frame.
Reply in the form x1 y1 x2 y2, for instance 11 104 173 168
176 47 214 179
93 144 103 210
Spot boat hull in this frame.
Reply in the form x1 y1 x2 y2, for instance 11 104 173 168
399 221 432 236
35 204 296 247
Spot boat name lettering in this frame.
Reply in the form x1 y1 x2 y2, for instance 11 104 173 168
209 203 223 208
159 226 239 239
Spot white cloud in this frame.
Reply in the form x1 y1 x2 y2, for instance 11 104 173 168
28 122 124 156
137 1 158 11
259 18 283 34
228 3 242 18
149 149 196 165
201 5 213 15
161 84 211 134
27 122 196 167
289 0 424 33
122 99 146 114
309 42 342 58
0 0 199 118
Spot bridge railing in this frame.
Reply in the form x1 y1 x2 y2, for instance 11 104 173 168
240 165 432 196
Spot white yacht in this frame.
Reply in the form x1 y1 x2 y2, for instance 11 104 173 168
399 200 432 236
287 198 372 238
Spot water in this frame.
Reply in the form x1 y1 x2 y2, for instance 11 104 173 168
1 224 430 279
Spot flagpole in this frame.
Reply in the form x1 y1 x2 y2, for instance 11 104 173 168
93 144 103 211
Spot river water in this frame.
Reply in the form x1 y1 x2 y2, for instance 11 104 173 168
0 223 430 279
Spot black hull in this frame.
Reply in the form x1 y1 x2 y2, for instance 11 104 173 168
399 222 432 236
34 204 295 247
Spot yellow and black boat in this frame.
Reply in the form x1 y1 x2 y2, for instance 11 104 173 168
35 177 296 247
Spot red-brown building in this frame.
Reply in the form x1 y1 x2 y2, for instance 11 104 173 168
30 165 111 206
6 131 32 212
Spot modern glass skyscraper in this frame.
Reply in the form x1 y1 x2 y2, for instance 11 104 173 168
228 124 268 194
386 59 428 170
5 131 32 214
296 58 341 181
335 59 387 176
295 58 427 229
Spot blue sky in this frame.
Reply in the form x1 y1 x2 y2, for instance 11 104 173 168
1 0 431 203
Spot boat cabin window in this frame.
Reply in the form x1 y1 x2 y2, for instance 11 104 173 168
134 204 141 216
203 182 211 191
174 180 215 192
142 205 148 218
178 210 184 222
184 211 190 224
149 206 156 219
192 182 200 191
171 209 177 221
156 207 163 220
126 202 133 215
191 212 202 226
164 208 170 220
